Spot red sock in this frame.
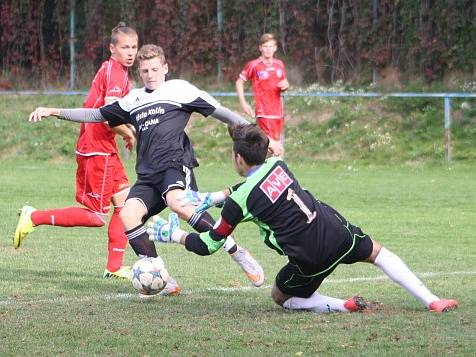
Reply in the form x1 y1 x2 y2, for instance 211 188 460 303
31 207 106 227
106 208 128 272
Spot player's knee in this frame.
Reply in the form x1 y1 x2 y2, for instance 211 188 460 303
365 239 382 263
169 205 190 221
165 189 200 221
167 199 195 221
111 188 129 207
118 208 130 225
119 204 140 229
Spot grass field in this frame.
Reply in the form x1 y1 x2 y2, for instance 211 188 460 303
0 159 475 356
2 93 476 163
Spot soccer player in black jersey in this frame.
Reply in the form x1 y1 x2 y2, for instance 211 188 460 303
148 124 458 313
28 45 267 293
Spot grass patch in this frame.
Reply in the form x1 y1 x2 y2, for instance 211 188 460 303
0 160 475 356
1 93 475 164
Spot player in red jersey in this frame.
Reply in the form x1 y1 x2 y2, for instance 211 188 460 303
14 23 138 279
236 33 289 157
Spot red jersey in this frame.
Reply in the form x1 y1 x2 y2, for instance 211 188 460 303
76 57 131 155
239 57 287 119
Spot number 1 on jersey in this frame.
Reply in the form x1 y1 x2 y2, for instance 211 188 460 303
286 188 317 223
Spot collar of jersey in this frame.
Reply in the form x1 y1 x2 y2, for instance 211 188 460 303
109 56 127 70
259 57 275 66
245 156 281 178
246 165 262 177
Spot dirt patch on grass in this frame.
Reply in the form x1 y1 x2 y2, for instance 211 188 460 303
286 109 335 127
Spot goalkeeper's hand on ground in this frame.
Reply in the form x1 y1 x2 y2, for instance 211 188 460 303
147 213 181 243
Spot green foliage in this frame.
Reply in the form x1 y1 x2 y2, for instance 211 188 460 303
0 160 475 356
283 94 476 163
2 1 476 86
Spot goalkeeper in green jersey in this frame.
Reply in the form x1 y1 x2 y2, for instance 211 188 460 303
148 124 458 313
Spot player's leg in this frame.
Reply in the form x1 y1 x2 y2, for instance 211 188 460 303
273 262 366 313
120 196 158 258
103 155 131 278
15 206 106 251
275 202 378 313
256 117 284 157
163 167 264 286
365 239 458 312
333 199 458 313
120 182 180 295
13 155 107 249
103 188 130 278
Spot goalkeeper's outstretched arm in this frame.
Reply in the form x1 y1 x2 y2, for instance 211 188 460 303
147 213 228 256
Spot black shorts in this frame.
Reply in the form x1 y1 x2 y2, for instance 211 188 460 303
128 165 198 221
275 205 373 298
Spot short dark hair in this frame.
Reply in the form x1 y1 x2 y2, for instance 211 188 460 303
111 22 138 45
230 124 269 166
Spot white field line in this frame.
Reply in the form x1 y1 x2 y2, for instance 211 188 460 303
1 270 474 307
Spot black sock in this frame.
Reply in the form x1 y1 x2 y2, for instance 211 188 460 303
126 224 158 258
187 212 215 232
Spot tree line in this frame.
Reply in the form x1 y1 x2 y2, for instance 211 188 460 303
1 0 475 88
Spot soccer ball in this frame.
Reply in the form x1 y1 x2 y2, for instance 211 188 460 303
131 256 169 295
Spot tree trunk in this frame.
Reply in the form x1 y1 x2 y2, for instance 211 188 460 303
278 0 286 55
327 0 335 82
372 0 378 83
38 0 46 88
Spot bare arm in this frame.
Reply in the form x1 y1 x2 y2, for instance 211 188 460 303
235 78 254 117
267 138 284 157
112 124 136 152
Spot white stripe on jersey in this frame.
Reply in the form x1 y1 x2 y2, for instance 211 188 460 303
130 100 183 115
119 79 219 114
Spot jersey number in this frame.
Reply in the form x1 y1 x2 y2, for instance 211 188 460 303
286 188 316 223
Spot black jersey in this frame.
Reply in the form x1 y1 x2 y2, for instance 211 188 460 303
197 157 361 266
99 79 219 176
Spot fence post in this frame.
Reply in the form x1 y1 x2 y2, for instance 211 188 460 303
444 97 452 162
216 0 223 81
69 0 76 89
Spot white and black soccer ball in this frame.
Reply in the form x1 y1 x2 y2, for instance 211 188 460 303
131 257 169 296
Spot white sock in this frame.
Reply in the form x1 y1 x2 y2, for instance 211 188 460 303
170 228 187 243
374 247 439 307
223 236 237 253
283 292 348 313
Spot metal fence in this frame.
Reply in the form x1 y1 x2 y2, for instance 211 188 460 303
2 90 475 161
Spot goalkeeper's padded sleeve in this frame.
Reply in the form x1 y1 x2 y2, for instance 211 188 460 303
185 232 225 256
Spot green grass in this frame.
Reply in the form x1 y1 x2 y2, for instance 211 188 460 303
1 93 475 164
0 160 475 356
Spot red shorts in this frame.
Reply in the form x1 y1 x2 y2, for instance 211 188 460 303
75 154 129 215
256 117 284 142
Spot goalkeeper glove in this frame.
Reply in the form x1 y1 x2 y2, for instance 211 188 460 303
178 190 226 213
147 213 181 243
